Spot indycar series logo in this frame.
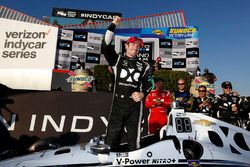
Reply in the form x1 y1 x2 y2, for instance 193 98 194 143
2 29 50 59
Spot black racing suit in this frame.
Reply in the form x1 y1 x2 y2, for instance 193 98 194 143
214 93 240 125
101 23 151 151
192 96 215 117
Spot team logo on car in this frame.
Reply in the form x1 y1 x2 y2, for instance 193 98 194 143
194 119 215 126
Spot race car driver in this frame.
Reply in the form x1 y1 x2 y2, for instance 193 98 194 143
101 16 151 151
145 77 172 135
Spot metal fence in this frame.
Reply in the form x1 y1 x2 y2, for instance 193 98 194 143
63 10 186 29
1 5 186 29
0 5 52 26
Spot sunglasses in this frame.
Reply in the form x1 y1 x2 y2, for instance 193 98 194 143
177 83 185 85
223 87 232 89
198 90 206 92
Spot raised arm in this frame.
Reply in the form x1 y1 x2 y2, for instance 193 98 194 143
101 16 122 66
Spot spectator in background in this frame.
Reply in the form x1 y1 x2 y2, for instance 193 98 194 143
192 85 215 117
153 57 162 72
172 78 192 111
202 68 217 84
145 77 172 135
214 81 240 126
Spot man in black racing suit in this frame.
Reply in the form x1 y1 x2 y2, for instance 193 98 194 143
215 81 240 126
101 16 151 151
192 85 215 117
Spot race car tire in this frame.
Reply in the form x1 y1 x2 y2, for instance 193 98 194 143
183 140 203 160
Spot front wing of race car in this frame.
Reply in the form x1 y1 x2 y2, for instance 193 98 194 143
0 135 186 166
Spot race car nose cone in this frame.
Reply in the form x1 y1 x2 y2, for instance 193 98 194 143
90 144 110 155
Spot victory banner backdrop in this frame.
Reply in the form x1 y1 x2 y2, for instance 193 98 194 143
55 26 199 72
55 29 104 70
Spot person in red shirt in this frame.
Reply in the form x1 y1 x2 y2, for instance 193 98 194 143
145 77 172 135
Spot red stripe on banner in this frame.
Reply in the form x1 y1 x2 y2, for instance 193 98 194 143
60 10 186 29
0 5 57 27
180 10 187 26
53 69 70 74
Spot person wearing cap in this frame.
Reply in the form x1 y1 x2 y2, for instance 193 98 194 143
145 77 172 135
191 85 215 117
152 57 162 72
101 16 151 151
214 81 241 126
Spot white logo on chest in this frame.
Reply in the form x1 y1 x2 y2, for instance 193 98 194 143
120 68 140 82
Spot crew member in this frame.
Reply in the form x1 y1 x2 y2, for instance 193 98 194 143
145 77 171 135
215 81 240 126
192 85 215 117
172 79 192 111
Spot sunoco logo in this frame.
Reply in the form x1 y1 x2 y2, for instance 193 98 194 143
66 70 94 89
66 76 93 83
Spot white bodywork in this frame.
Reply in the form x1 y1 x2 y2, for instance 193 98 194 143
0 108 249 166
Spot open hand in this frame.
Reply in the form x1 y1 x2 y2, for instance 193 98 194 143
112 16 122 25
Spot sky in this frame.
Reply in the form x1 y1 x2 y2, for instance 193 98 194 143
1 0 250 95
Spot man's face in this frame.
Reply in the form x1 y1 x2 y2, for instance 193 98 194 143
223 86 232 94
125 41 141 58
155 80 163 91
177 80 185 91
198 88 206 98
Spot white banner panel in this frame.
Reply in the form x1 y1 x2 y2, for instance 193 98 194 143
0 18 58 90
0 18 58 69
0 69 53 90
